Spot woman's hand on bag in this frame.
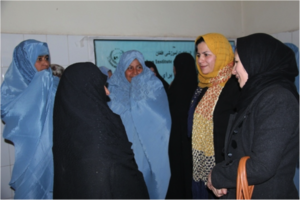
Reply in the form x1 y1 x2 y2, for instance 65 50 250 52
207 170 227 197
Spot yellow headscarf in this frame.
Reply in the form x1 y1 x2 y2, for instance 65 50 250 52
195 33 234 88
192 33 234 184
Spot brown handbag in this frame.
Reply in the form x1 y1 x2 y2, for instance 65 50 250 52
236 156 254 199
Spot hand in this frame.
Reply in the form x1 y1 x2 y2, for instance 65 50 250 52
207 170 227 197
104 86 110 96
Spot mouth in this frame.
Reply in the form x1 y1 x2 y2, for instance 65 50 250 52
200 65 207 71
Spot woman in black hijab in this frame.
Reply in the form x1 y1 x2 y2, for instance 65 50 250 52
166 53 198 199
145 60 170 92
207 33 299 199
52 62 149 199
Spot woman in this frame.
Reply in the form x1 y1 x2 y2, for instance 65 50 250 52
145 60 170 92
1 39 59 199
52 62 149 199
188 33 241 198
285 43 299 92
285 43 300 197
207 33 299 199
166 53 198 199
107 50 171 199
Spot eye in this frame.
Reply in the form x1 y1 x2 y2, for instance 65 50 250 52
196 54 200 58
138 65 143 70
204 53 208 57
127 66 133 70
45 56 50 61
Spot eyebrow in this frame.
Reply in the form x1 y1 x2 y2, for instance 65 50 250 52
129 64 142 67
197 51 210 54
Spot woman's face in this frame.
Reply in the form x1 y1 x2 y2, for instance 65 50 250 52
196 42 216 74
125 59 143 82
35 55 50 71
232 51 248 88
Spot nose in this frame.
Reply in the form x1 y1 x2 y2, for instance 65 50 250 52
133 67 138 75
198 54 204 65
232 65 236 75
42 58 50 68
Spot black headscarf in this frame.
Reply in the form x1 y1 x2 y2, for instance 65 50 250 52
53 62 149 199
168 52 198 108
236 33 299 111
166 53 198 199
145 60 170 92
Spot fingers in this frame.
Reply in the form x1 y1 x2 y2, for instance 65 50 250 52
207 169 227 197
211 188 227 198
221 188 227 195
104 86 110 95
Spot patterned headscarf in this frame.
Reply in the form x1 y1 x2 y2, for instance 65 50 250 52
192 33 234 184
196 33 234 88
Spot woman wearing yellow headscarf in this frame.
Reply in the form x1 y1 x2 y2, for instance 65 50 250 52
187 33 241 198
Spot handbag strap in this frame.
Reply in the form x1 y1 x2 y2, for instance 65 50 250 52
236 156 254 199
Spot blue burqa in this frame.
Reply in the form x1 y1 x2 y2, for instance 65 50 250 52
285 43 300 197
108 50 171 199
1 39 59 199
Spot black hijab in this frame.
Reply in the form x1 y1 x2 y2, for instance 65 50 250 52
53 62 149 199
168 52 198 109
145 60 170 92
236 33 299 111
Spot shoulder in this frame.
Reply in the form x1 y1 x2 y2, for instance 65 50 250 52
256 84 298 105
250 84 299 118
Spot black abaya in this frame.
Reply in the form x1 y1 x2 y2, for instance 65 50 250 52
166 53 198 199
52 62 149 199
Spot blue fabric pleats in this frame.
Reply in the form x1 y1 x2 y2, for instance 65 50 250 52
1 40 59 199
285 42 299 196
108 50 171 199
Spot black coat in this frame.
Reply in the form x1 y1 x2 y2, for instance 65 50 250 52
211 84 299 199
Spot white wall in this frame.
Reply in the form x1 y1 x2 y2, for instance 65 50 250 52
1 1 243 38
242 1 299 35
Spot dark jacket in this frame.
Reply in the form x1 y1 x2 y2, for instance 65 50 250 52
211 84 299 199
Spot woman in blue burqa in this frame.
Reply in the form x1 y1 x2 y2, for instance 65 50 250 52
1 39 59 199
285 43 300 197
107 50 171 199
